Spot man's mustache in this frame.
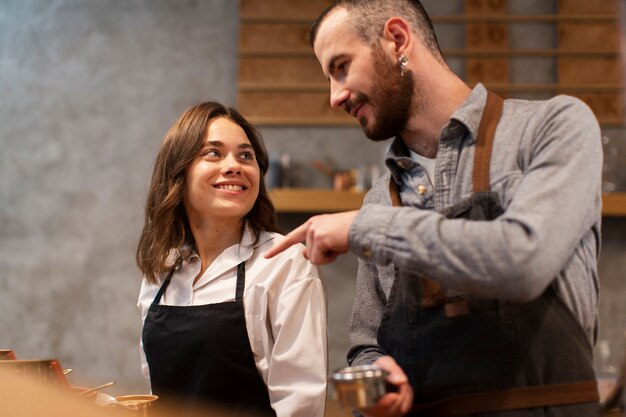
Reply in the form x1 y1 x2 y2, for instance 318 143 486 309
344 94 368 114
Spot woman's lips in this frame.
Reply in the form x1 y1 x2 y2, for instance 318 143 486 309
213 184 247 191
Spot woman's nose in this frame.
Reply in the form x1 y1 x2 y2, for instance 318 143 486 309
221 154 242 175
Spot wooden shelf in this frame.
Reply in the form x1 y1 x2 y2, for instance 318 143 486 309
602 193 626 216
270 189 365 213
271 189 626 216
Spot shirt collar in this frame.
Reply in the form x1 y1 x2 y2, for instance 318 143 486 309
442 82 488 145
384 83 489 182
385 82 489 174
193 224 272 287
385 137 412 184
186 221 273 263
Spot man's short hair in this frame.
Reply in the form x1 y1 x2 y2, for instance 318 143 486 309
310 0 443 62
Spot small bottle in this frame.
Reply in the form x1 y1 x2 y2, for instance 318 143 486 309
266 155 282 190
370 164 381 188
280 153 291 189
595 340 618 403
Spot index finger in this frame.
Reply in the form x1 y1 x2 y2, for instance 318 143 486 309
264 222 309 258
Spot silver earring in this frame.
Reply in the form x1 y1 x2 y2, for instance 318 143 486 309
399 55 408 76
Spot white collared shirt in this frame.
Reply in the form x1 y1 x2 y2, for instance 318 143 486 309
137 228 328 417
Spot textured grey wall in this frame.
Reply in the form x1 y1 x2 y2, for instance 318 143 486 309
0 0 239 393
1 0 625 398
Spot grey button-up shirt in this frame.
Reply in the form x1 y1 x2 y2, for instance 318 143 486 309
348 84 602 365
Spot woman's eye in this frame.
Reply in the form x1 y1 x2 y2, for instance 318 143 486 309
240 151 255 161
204 149 220 158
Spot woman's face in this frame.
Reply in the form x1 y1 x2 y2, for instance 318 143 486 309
183 117 260 225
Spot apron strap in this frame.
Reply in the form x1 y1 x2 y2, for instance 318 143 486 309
234 262 246 302
152 266 178 305
411 380 600 416
473 91 504 193
387 90 504 310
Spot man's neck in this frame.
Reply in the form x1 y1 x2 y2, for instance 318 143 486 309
401 72 472 158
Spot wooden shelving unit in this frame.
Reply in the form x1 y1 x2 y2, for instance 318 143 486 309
271 189 626 217
238 0 624 127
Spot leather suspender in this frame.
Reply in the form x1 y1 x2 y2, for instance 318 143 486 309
473 91 503 193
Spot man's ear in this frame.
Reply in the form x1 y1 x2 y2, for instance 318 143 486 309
382 17 412 56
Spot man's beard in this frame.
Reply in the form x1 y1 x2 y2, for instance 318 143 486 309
347 44 415 141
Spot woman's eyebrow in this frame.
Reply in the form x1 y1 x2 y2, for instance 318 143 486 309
205 140 253 150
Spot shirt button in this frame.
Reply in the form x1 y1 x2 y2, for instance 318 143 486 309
363 248 373 258
417 185 427 195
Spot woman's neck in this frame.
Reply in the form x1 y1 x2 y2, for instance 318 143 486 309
189 217 244 284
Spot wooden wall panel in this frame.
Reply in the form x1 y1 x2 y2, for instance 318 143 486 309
240 23 311 55
558 0 619 15
558 24 620 52
466 59 509 84
558 59 623 85
571 93 624 124
465 0 506 14
240 0 331 21
465 0 509 97
239 58 325 88
465 23 509 51
237 92 354 125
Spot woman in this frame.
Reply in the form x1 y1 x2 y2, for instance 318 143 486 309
136 102 327 417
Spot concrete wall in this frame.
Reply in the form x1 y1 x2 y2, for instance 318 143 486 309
1 0 625 396
0 0 239 393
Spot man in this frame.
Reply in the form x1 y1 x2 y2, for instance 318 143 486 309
265 1 603 416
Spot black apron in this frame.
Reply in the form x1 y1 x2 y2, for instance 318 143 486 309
378 92 600 416
142 261 276 416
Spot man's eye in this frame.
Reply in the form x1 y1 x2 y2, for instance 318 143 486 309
337 62 347 75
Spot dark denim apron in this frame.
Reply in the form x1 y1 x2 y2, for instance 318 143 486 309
379 92 600 417
142 261 276 416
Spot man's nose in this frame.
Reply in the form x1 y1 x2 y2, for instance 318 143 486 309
329 80 349 109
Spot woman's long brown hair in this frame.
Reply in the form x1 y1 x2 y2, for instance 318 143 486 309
136 102 278 284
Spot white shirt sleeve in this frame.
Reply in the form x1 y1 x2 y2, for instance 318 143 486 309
261 245 328 417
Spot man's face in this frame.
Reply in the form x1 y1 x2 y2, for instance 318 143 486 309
314 8 415 141
362 43 414 141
